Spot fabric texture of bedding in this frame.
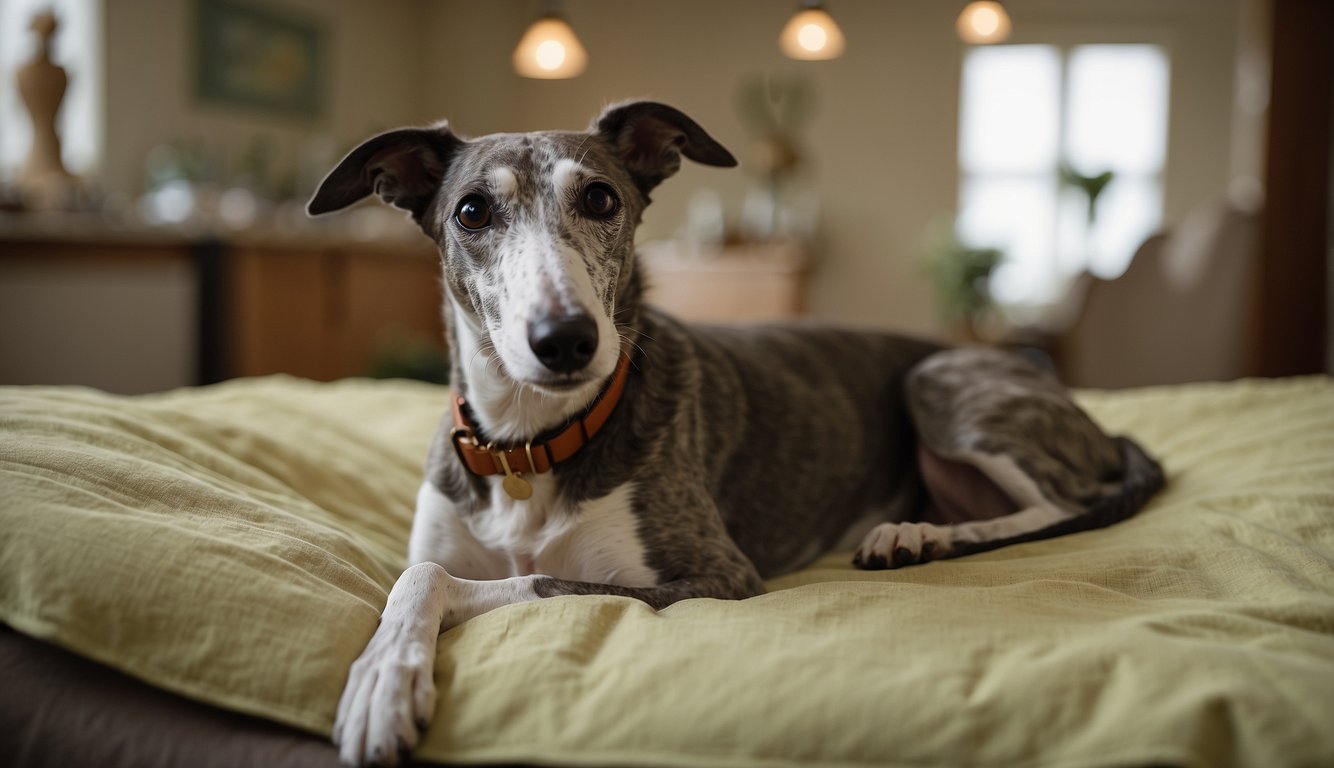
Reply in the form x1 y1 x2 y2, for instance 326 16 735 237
1 374 1332 767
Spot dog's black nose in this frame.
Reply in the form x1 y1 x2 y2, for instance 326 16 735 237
528 315 598 373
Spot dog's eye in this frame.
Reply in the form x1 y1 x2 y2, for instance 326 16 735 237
455 195 492 230
582 183 618 218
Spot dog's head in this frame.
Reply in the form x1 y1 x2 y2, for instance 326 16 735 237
309 102 735 396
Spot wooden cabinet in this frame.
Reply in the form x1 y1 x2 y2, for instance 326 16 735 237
220 243 443 381
1 223 812 392
638 240 810 323
0 217 445 392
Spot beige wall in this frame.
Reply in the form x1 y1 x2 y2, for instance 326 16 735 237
423 0 1245 335
422 0 966 334
101 0 431 202
96 0 1246 336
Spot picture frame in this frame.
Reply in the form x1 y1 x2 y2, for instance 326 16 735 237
193 0 325 119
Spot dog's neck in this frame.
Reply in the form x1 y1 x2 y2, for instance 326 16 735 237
445 260 644 444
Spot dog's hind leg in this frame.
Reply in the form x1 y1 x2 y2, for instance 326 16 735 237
853 347 1165 570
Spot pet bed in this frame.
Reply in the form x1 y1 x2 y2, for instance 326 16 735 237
2 374 1332 767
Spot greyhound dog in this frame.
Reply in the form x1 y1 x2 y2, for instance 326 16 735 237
308 101 1164 766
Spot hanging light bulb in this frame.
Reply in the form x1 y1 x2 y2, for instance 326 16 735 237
514 4 587 79
957 1 1012 45
780 1 846 61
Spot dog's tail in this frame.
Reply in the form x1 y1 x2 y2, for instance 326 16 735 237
948 436 1166 559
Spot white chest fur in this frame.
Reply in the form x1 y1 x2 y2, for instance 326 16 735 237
410 478 658 588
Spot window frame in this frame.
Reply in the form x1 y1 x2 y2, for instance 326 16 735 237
956 25 1174 312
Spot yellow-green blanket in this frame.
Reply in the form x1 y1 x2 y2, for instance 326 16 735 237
2 376 1332 767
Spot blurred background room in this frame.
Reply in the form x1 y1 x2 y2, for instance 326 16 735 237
0 0 1329 394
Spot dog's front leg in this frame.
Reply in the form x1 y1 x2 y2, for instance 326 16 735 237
335 561 761 766
335 563 447 767
335 563 545 766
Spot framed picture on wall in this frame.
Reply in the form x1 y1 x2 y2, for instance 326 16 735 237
193 0 325 119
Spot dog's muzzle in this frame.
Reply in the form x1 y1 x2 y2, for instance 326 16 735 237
528 314 598 374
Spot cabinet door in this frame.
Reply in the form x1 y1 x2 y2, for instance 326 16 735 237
334 249 445 378
0 242 195 393
224 247 335 380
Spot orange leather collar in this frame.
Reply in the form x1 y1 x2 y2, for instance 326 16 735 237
450 352 632 479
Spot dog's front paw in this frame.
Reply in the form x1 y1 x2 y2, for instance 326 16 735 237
333 622 438 767
853 521 954 569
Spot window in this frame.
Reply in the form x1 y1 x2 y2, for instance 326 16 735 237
957 44 1170 309
0 0 101 180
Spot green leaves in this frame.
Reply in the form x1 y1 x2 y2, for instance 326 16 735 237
1059 162 1114 225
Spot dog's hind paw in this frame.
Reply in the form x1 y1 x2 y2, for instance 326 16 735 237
853 521 954 569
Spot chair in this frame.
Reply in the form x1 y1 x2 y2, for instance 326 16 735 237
1056 199 1261 389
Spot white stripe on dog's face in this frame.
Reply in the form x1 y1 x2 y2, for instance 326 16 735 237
439 134 639 437
551 158 581 199
488 166 519 201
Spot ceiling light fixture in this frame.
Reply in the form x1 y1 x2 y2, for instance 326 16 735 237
780 1 846 61
956 1 1012 45
513 2 587 79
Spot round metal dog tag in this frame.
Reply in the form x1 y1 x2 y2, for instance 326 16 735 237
503 474 533 500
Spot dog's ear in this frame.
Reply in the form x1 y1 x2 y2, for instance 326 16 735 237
594 101 737 195
307 125 460 222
